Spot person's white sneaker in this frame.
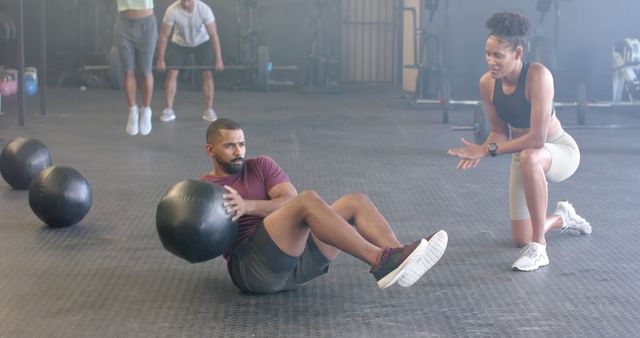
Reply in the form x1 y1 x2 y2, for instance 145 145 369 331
202 108 218 122
512 242 549 272
160 108 176 122
139 106 152 135
370 239 428 289
126 106 139 135
554 201 592 236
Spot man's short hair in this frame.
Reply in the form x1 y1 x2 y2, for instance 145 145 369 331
206 118 242 144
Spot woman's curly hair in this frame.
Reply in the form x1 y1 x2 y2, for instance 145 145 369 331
486 11 532 50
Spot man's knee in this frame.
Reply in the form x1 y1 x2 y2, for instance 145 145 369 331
201 71 212 80
338 192 370 207
294 190 327 217
298 190 322 203
166 70 179 81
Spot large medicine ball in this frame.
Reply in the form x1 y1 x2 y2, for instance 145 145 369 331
0 137 52 190
156 180 237 263
29 166 92 228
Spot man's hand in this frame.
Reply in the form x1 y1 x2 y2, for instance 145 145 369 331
223 185 248 221
447 137 487 170
215 59 224 72
156 58 166 72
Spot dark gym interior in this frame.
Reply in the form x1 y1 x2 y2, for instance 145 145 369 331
1 0 639 337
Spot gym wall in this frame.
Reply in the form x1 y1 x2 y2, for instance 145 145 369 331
3 0 639 100
416 0 640 101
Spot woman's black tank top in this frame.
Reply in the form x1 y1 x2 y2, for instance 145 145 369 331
492 63 532 128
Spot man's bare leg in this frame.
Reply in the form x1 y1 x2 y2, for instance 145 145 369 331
165 70 179 110
311 193 403 261
263 190 383 266
202 70 214 110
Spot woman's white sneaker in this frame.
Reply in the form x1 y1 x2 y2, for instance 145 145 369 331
126 106 139 135
554 201 592 236
139 106 152 135
512 242 549 272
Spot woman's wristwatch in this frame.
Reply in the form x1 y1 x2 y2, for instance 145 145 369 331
488 143 498 157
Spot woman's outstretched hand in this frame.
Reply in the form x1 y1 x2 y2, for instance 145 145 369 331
447 137 487 170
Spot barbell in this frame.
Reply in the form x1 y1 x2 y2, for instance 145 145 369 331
418 83 591 125
94 45 290 91
416 81 596 125
452 100 640 144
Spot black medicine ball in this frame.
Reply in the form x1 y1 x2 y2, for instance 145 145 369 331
0 137 52 190
156 180 237 263
29 166 92 228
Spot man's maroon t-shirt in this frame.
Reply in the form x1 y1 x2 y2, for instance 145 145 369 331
200 156 290 259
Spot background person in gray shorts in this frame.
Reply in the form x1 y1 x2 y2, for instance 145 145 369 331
114 0 157 136
156 0 224 123
200 118 448 294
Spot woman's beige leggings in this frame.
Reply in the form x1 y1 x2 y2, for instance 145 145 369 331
509 129 580 219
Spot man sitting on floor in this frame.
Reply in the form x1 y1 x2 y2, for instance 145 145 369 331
200 118 448 294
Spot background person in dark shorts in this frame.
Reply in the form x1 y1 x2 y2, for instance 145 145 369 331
156 0 224 123
114 0 157 136
200 118 448 294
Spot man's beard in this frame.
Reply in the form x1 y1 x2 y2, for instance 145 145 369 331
217 157 244 174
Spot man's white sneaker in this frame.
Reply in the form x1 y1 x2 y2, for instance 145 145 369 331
398 230 448 287
140 106 152 135
512 242 549 272
160 108 176 122
126 107 139 135
202 108 218 122
554 201 592 236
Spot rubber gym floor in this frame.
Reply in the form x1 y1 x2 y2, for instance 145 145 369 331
0 85 638 337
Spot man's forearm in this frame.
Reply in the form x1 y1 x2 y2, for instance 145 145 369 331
246 196 294 217
210 35 222 61
156 38 167 59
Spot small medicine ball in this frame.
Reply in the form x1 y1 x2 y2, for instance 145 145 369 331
156 180 237 263
29 166 92 228
0 137 52 190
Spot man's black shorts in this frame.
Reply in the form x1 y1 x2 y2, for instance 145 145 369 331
166 41 214 69
228 223 330 294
